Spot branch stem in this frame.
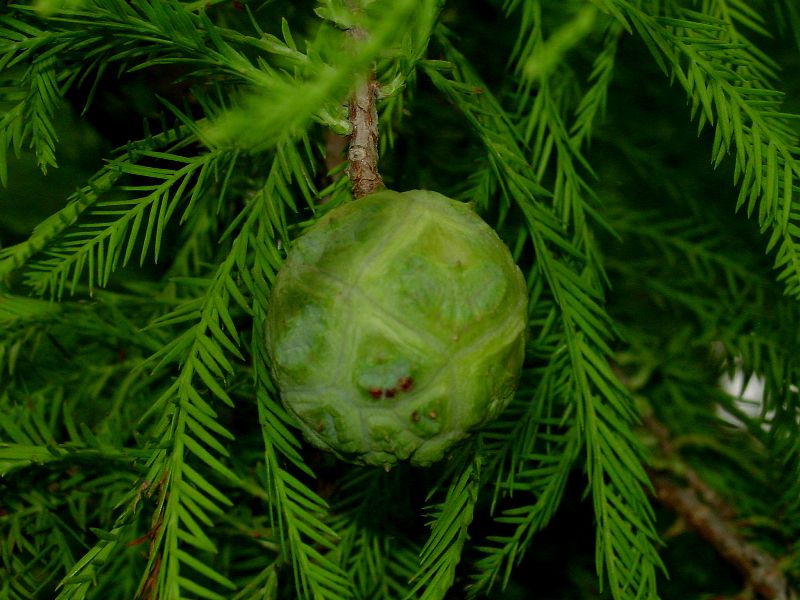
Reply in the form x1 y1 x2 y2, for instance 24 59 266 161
652 475 795 600
644 415 796 600
345 25 383 198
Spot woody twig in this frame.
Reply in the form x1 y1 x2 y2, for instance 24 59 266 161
345 23 383 198
643 414 796 600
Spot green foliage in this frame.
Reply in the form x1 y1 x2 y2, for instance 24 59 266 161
1 1 800 599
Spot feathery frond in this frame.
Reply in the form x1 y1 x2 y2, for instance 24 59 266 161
407 445 481 600
601 0 800 299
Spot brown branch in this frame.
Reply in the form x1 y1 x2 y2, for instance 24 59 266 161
644 414 737 520
652 475 794 600
346 74 383 197
643 415 796 600
345 26 383 198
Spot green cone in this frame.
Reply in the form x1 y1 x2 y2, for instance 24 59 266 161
266 189 528 467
